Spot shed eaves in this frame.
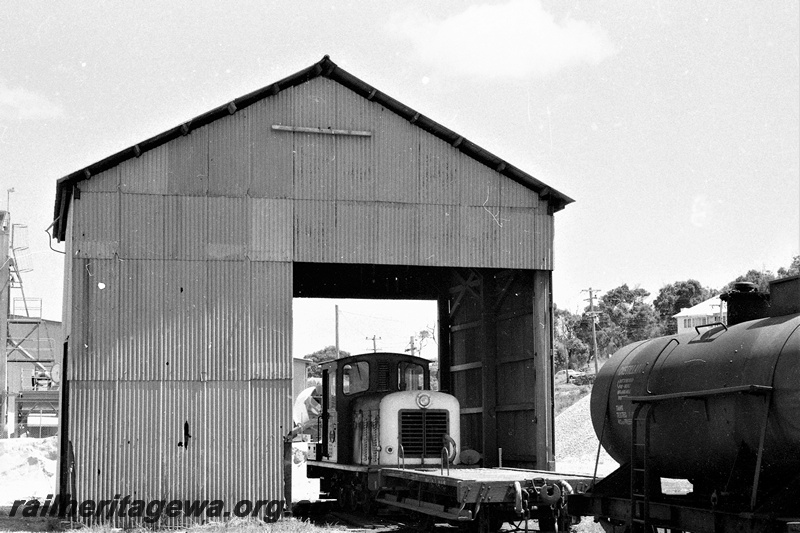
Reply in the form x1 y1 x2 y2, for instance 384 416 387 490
52 55 574 241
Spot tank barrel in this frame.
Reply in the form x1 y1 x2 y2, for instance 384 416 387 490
591 276 800 492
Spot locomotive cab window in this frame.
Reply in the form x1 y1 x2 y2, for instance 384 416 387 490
343 361 370 395
326 369 336 408
399 362 425 391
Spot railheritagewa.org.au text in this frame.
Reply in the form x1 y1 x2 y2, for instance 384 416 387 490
11 494 284 523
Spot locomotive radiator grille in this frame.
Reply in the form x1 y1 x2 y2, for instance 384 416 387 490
399 409 449 458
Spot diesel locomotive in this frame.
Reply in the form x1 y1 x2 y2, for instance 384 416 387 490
286 351 592 532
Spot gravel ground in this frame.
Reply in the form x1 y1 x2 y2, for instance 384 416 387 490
0 437 58 506
554 393 619 477
553 392 617 532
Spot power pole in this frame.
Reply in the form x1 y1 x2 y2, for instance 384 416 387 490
582 288 601 374
366 335 381 354
406 336 416 356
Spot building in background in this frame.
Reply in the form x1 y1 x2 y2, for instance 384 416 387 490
673 296 727 335
292 357 312 399
7 314 62 438
2 212 62 438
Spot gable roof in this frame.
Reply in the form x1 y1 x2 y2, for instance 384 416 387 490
672 296 726 318
52 55 573 241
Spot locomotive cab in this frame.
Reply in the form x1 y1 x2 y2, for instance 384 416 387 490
315 352 460 466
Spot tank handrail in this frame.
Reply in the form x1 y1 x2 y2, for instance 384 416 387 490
630 384 772 403
695 322 728 335
398 443 405 470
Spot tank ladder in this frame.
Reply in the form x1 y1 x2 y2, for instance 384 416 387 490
630 402 653 533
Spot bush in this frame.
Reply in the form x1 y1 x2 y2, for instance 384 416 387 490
571 374 596 386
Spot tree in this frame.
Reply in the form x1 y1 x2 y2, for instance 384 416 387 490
653 280 713 335
564 337 590 369
303 346 351 378
723 269 776 293
600 284 649 308
777 255 800 278
570 284 663 360
405 327 440 388
722 257 800 294
599 284 661 343
554 340 569 372
412 326 437 358
555 308 592 370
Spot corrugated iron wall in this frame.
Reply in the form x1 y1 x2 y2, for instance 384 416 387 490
64 74 555 510
163 261 207 381
68 163 294 505
265 76 550 270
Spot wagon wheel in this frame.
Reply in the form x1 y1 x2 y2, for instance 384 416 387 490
596 517 632 533
458 511 505 533
536 506 556 532
355 488 375 515
345 486 359 512
457 519 482 533
486 513 506 532
414 514 436 531
336 485 349 510
556 511 572 532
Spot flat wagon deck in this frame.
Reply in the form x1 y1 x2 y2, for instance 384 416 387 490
376 466 594 530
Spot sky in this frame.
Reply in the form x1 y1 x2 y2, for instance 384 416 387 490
0 1 798 353
293 298 438 359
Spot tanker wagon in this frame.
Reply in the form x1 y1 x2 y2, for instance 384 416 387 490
570 275 800 533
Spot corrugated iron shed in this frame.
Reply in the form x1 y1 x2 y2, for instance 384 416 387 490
53 55 572 514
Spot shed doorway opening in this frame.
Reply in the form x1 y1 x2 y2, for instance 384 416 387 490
292 298 439 399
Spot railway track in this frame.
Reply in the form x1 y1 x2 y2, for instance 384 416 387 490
327 510 408 531
296 509 425 531
296 507 558 532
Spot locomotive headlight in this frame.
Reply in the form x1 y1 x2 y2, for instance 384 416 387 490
416 393 431 408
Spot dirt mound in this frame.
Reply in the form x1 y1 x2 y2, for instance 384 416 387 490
555 393 619 476
0 437 58 505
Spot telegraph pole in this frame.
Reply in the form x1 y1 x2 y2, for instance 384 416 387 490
406 336 416 356
366 335 381 353
582 288 601 374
